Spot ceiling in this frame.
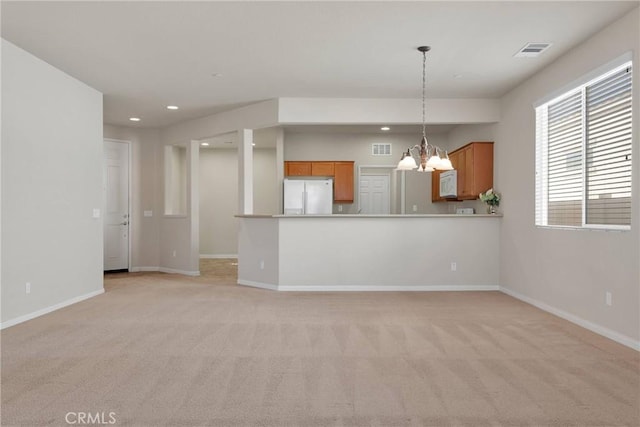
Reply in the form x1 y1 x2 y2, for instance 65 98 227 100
2 1 637 129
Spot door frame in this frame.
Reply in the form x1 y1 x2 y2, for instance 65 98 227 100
104 138 132 271
357 165 395 214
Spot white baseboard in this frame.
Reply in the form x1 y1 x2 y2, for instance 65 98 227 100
129 266 158 273
237 279 278 291
0 288 105 330
130 266 200 277
237 281 499 292
159 267 200 276
200 254 238 259
500 286 639 351
277 284 500 292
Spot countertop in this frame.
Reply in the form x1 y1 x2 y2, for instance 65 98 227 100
236 214 503 218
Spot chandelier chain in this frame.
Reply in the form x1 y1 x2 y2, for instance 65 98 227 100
422 50 427 140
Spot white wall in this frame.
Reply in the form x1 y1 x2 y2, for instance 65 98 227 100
278 98 501 125
158 141 199 275
199 147 278 257
237 216 500 290
200 149 238 256
103 125 162 270
495 8 639 347
253 148 279 215
1 39 103 325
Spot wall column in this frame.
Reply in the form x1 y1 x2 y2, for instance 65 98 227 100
275 128 284 214
238 129 254 214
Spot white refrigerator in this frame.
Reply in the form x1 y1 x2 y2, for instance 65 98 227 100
283 178 333 215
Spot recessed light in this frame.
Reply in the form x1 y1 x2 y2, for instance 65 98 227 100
454 74 463 79
129 117 140 122
200 142 209 147
381 126 390 131
252 143 256 146
167 105 179 110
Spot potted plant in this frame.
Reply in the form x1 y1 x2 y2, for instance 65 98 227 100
479 188 500 214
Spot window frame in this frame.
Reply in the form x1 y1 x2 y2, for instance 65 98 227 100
535 54 633 232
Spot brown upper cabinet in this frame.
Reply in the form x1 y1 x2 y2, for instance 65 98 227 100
432 141 494 202
333 161 354 203
311 162 335 176
285 161 312 176
284 160 354 203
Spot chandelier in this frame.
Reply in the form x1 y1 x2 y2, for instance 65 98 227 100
397 46 453 172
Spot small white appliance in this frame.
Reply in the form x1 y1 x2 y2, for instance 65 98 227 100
456 208 475 215
283 178 333 215
439 170 458 198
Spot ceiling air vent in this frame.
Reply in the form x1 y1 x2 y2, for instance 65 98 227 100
372 143 392 156
514 42 552 58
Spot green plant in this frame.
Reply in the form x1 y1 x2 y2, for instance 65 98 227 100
479 188 500 206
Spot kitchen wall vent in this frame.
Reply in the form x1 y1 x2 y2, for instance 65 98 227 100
372 143 392 156
514 42 552 58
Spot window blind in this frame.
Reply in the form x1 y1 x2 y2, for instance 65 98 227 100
547 91 583 226
536 61 632 229
585 65 632 226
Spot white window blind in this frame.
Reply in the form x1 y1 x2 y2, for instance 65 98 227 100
536 61 632 229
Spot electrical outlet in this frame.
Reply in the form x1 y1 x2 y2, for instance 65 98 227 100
451 262 457 272
260 260 265 270
26 282 31 294
412 205 418 212
606 291 612 306
172 250 177 257
338 205 343 212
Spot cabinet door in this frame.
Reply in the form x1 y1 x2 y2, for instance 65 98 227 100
453 148 467 198
431 170 443 202
462 146 475 198
311 162 335 176
454 142 493 200
285 161 311 176
471 143 494 196
333 162 354 203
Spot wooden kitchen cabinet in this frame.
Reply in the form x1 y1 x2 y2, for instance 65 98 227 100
285 161 312 176
333 161 354 203
284 160 355 203
311 162 335 176
431 142 493 202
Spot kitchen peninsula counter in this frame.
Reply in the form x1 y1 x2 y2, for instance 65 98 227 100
236 214 501 291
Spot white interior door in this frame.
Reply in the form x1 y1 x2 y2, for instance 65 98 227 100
359 174 390 214
104 140 129 271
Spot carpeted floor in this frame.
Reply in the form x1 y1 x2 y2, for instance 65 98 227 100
1 259 639 426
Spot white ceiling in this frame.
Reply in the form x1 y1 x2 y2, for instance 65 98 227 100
2 1 637 129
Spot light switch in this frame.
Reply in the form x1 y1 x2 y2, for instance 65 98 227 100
92 208 100 218
144 210 153 217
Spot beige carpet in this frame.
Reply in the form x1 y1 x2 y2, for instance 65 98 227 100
1 259 639 426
